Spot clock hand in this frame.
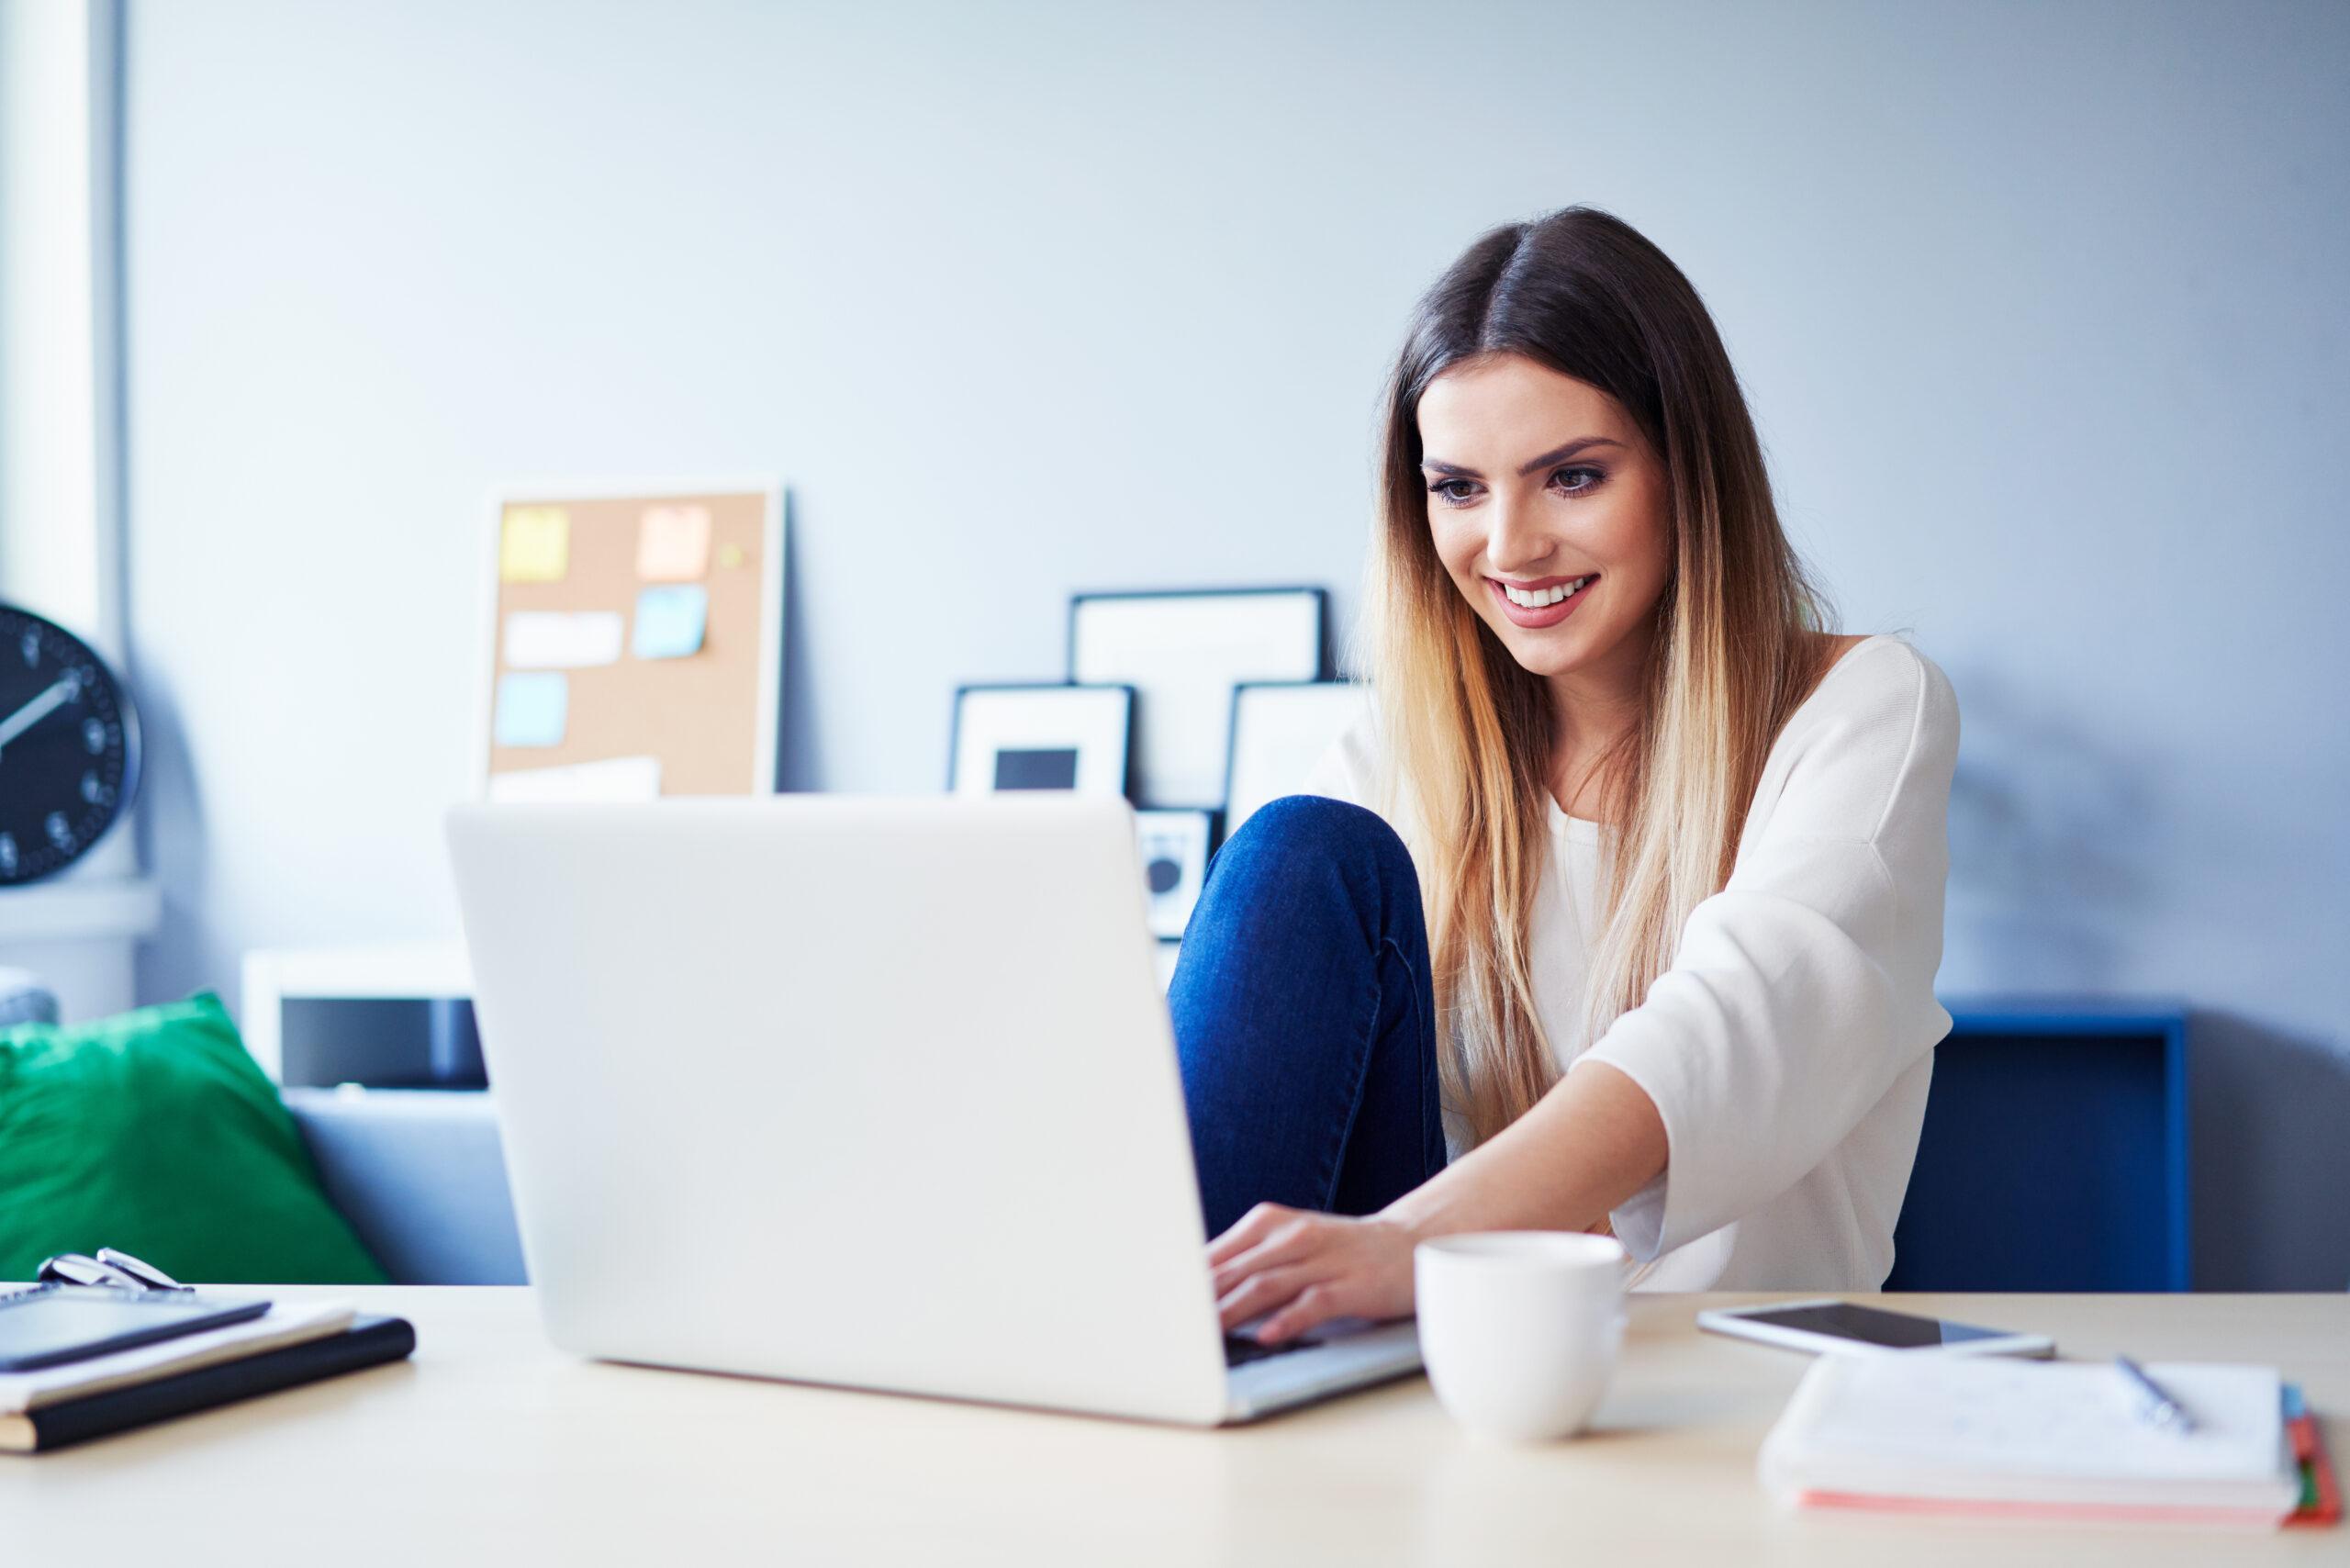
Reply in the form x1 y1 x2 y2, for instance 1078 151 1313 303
0 678 76 755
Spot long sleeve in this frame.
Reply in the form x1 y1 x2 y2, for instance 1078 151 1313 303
1569 639 1961 1265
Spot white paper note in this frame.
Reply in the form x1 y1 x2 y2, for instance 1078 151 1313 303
504 610 625 670
487 755 663 803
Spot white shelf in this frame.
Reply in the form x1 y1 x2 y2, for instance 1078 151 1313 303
0 877 161 943
244 940 472 1000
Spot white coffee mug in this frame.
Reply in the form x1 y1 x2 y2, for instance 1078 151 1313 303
1415 1231 1628 1441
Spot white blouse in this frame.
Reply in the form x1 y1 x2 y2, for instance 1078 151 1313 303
1304 633 1961 1291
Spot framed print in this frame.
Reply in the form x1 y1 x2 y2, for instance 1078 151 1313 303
1224 679 1375 839
1135 808 1214 940
1068 587 1327 809
949 682 1135 797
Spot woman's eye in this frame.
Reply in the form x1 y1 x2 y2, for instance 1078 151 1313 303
1427 477 1480 505
1550 465 1605 496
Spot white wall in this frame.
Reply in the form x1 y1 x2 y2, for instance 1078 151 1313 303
121 0 2350 1284
0 0 104 644
0 0 150 1012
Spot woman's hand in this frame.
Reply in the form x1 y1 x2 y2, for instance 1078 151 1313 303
1204 1068 1668 1344
1206 1203 1421 1345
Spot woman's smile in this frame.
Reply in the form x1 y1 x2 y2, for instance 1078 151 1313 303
1488 572 1599 626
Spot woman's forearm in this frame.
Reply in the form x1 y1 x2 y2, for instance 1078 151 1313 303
1377 1060 1669 1242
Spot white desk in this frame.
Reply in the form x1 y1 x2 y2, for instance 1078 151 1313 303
6 1288 2341 1564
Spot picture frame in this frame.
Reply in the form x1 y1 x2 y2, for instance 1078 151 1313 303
1223 679 1376 840
1135 808 1215 940
948 682 1136 797
1068 587 1328 810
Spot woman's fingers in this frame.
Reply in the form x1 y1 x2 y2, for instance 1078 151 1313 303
1215 1264 1315 1332
1208 1219 1319 1294
1208 1211 1417 1342
1256 1281 1354 1345
1205 1202 1298 1268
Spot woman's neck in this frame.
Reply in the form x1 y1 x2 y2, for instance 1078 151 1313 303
1543 625 1652 819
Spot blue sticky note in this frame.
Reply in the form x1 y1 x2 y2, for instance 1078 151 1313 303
495 671 568 747
632 585 708 660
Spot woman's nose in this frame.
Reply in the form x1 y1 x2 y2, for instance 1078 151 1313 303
1484 495 1555 577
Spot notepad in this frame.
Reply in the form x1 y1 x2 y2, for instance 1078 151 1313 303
1760 1354 2304 1527
0 1301 353 1414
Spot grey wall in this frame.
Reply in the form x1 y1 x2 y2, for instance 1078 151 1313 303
121 1 2349 1286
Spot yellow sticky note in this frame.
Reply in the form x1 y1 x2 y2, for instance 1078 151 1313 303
500 507 570 582
636 505 711 581
716 542 746 571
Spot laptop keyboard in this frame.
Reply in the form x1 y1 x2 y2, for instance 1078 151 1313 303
1224 1333 1321 1368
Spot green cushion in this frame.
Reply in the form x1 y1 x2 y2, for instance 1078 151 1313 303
0 992 387 1284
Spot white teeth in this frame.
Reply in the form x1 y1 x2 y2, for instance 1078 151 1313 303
1502 575 1591 608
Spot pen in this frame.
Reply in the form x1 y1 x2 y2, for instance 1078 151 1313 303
2114 1354 2199 1434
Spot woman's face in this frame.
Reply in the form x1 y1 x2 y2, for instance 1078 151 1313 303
1416 353 1671 687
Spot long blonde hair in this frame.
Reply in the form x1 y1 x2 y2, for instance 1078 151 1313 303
1368 207 1834 1148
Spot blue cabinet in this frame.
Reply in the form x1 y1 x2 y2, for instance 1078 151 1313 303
1886 999 2189 1292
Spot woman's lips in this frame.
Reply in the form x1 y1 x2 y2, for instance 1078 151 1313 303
1487 573 1597 629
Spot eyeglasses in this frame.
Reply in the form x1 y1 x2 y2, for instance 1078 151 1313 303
34 1247 190 1293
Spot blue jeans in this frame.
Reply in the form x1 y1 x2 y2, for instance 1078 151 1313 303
1168 795 1449 1239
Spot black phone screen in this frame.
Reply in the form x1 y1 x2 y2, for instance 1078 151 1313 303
0 1290 270 1372
1738 1301 2015 1348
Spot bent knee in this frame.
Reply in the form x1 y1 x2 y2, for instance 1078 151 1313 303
1221 794 1416 889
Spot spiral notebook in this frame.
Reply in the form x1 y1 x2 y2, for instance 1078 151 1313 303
1760 1354 2309 1528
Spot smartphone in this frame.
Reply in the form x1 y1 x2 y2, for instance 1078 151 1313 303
0 1285 271 1372
1695 1298 2054 1359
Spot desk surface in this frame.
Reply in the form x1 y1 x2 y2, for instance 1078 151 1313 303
6 1288 2340 1564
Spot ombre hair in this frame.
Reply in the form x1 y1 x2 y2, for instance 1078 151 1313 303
1364 207 1835 1148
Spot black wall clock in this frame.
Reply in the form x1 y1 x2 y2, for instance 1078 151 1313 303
0 603 141 885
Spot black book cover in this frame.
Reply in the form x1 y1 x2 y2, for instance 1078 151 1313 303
12 1314 418 1453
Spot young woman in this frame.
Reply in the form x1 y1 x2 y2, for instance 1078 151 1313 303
1170 207 1959 1346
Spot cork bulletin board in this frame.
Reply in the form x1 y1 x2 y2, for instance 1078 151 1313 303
474 481 784 799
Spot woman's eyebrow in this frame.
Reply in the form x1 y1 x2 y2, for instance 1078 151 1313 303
1420 436 1627 480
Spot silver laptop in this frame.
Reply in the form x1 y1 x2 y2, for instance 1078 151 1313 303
444 794 1421 1425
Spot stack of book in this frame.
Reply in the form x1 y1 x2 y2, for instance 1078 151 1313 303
1760 1352 2339 1530
2 1300 415 1454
